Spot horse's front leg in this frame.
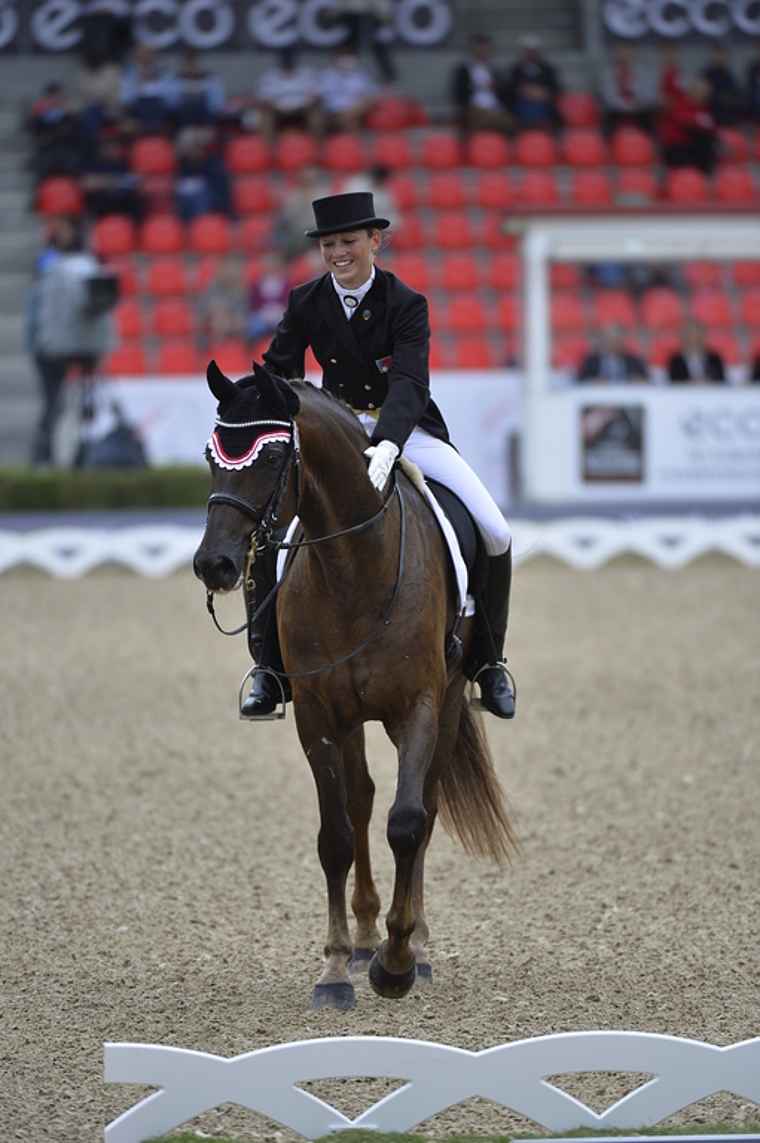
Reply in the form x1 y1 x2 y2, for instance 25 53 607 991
343 726 383 972
370 697 440 1000
295 698 356 1011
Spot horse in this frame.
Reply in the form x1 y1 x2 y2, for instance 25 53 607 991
193 361 519 1011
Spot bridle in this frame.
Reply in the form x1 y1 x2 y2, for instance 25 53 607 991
204 416 406 679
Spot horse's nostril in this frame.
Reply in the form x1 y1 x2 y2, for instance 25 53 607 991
193 549 239 591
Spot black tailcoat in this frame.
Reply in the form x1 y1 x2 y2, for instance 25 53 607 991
263 268 450 449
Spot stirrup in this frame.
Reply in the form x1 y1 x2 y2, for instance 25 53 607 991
238 664 287 721
469 660 517 713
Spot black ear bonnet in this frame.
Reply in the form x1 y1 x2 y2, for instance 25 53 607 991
206 360 300 469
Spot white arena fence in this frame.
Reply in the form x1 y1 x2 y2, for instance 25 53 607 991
1 517 760 579
104 1031 760 1143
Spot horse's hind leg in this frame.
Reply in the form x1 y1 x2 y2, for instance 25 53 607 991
344 727 382 972
295 699 356 1012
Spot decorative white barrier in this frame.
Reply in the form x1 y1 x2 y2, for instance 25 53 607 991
104 1032 760 1143
2 517 760 578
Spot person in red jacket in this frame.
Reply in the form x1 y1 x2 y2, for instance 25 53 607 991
658 76 717 174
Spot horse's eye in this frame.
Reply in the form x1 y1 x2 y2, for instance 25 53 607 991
262 449 282 469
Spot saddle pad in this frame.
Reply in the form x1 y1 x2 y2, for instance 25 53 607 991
424 478 488 602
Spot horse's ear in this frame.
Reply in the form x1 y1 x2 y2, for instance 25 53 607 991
206 359 237 405
252 361 301 418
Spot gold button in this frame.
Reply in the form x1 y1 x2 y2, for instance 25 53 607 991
330 358 337 364
364 383 371 390
368 402 375 410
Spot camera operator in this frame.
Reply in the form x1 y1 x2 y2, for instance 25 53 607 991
31 217 116 465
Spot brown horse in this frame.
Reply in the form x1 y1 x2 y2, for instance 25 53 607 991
193 361 519 1011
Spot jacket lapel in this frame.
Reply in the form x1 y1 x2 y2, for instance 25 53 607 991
351 271 387 341
317 277 366 364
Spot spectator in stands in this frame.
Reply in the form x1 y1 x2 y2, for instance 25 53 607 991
658 76 717 175
599 41 656 137
578 322 648 384
254 48 323 145
175 49 226 128
702 42 742 127
120 44 178 133
28 82 82 185
319 46 379 133
332 0 396 83
505 35 560 131
175 126 231 222
451 33 513 135
276 162 331 259
658 42 687 107
70 42 124 147
668 317 725 383
339 164 399 228
746 42 760 123
248 254 292 343
80 132 143 223
200 258 247 345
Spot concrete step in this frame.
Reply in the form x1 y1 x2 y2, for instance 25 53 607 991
0 224 43 271
0 312 25 351
0 273 32 309
0 354 37 397
0 188 31 213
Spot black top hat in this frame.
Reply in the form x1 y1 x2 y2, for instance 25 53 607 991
304 192 390 238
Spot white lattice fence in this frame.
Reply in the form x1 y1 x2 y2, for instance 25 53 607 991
104 1032 760 1143
2 518 760 578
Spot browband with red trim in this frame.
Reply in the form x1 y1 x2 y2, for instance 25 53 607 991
207 426 292 471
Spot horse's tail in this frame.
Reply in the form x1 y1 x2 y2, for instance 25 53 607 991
437 696 522 868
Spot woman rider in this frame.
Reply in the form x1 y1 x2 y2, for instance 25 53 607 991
243 191 515 720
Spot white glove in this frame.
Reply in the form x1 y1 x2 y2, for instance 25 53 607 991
364 439 400 492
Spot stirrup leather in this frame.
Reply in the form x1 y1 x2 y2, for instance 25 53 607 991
238 664 287 721
469 660 517 713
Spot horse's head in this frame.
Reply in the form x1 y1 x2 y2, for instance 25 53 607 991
193 360 301 593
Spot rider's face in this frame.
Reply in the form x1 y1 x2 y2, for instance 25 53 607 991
319 229 380 290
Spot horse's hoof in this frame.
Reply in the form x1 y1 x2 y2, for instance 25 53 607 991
348 947 377 974
416 962 433 984
312 982 355 1011
368 946 416 1000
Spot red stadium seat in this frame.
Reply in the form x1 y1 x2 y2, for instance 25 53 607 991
616 168 659 205
322 132 366 172
714 166 755 205
103 342 147 376
551 291 585 331
592 290 637 328
233 175 275 215
226 134 269 174
682 261 721 289
130 135 176 175
496 295 522 332
665 167 710 205
365 96 408 131
517 170 560 205
732 262 760 287
474 171 513 209
706 329 741 364
480 212 518 249
488 251 520 290
141 214 184 255
465 131 510 168
514 130 557 167
429 172 467 210
649 332 681 368
433 211 476 249
611 126 655 167
448 294 488 333
641 286 683 329
374 132 412 169
550 263 581 289
36 176 84 215
195 257 222 291
146 256 188 295
558 91 600 128
453 336 499 368
154 298 194 337
157 339 203 374
104 258 137 297
92 215 136 257
239 215 274 252
115 300 145 339
387 172 418 210
421 131 462 169
189 213 232 255
441 252 478 292
390 214 424 250
208 339 250 375
691 289 732 327
286 252 319 285
390 252 429 291
717 127 749 163
552 334 589 371
571 170 612 206
274 130 317 172
563 129 607 167
428 339 449 369
740 289 760 326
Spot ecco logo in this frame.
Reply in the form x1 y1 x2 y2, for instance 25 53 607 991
680 407 760 440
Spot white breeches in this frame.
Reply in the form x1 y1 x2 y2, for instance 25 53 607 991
357 415 511 557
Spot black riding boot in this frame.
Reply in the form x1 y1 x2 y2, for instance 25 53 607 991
463 548 516 719
240 547 291 720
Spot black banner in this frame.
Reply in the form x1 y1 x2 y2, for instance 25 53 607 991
0 0 455 53
602 0 760 39
581 405 645 483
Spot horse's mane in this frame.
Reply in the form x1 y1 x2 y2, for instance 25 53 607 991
290 380 371 456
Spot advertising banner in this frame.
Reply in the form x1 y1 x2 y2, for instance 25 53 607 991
0 0 454 53
602 0 760 39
